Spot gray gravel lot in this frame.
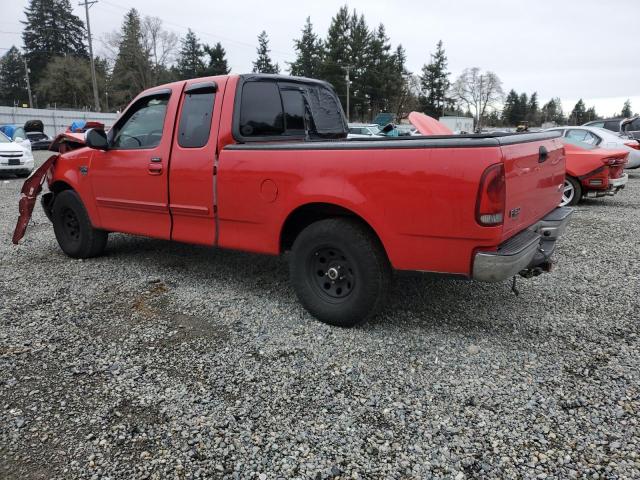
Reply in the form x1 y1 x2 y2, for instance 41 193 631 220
1 151 639 479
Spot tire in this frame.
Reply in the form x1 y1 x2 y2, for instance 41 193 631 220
52 190 108 258
560 176 582 206
289 217 391 327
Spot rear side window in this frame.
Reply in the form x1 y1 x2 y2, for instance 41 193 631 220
239 82 284 137
603 121 620 132
178 88 215 148
280 89 306 133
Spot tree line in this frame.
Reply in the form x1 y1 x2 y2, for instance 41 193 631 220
0 0 637 127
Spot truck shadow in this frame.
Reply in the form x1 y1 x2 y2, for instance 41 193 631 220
103 233 530 335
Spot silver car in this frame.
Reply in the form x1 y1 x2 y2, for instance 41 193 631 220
347 123 383 139
546 126 640 169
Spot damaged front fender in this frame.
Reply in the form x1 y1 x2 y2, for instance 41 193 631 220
12 154 58 245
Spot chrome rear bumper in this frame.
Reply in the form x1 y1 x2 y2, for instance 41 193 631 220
472 206 573 282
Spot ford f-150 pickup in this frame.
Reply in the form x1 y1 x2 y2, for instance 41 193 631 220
13 74 572 327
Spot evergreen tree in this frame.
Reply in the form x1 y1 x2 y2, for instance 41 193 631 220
347 12 372 119
204 42 230 76
419 40 451 118
585 106 598 123
22 0 88 86
569 99 587 125
289 17 324 78
252 31 279 74
176 29 206 79
501 89 519 126
517 93 529 123
621 99 632 118
0 47 28 106
321 6 351 109
111 9 152 108
541 98 565 125
527 92 540 125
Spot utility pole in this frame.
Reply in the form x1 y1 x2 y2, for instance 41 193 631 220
23 57 33 108
342 65 352 122
79 0 101 112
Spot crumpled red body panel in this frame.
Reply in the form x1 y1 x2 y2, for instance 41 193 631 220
49 131 85 153
12 155 59 245
408 112 454 135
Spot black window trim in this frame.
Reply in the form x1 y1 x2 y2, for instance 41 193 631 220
231 74 344 143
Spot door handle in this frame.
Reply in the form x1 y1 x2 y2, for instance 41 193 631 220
148 163 163 175
538 146 549 163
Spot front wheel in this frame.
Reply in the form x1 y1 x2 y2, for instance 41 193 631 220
560 176 582 206
52 190 108 258
289 218 391 327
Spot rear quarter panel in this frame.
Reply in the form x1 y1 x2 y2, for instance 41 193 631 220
217 145 506 274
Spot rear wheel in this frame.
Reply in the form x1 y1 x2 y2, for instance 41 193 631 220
52 190 108 258
289 218 391 327
560 176 581 206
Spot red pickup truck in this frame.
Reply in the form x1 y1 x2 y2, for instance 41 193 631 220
14 74 572 327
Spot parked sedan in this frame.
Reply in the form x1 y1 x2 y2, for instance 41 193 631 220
559 137 628 206
546 126 640 169
26 131 52 150
584 116 640 140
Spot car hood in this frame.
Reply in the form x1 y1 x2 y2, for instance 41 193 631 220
0 141 26 153
408 112 454 135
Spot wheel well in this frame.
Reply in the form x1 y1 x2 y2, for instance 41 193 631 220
280 203 383 253
50 181 74 194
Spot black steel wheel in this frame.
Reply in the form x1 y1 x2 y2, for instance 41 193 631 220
290 217 391 327
52 190 108 258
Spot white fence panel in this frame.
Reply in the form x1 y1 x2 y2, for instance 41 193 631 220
0 106 118 138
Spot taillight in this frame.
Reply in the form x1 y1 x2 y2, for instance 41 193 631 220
624 141 640 150
476 164 505 226
602 157 627 166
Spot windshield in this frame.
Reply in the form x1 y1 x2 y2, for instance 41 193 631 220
562 136 598 150
0 131 10 143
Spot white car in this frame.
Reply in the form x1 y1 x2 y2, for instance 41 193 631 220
546 126 640 169
0 130 35 178
347 123 384 139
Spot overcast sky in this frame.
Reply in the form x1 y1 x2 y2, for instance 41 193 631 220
1 0 639 116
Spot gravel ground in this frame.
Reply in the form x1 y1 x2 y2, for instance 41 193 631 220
1 151 639 479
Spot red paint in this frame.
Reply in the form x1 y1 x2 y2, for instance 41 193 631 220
17 75 567 278
563 141 628 191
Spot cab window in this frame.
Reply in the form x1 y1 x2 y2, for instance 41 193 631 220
239 82 284 137
111 94 169 149
178 87 215 148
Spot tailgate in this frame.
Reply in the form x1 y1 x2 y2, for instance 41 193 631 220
499 133 566 240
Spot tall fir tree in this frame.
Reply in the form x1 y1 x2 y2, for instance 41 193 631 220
203 42 230 76
501 89 519 126
321 6 351 108
22 0 88 87
111 9 152 108
176 29 206 79
621 99 632 118
0 47 28 106
569 99 587 125
517 93 529 123
252 31 279 74
419 40 451 118
289 17 324 78
347 12 372 118
527 92 539 125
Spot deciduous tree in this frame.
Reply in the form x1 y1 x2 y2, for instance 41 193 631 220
450 67 503 129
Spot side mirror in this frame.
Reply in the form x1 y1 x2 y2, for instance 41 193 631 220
85 128 108 150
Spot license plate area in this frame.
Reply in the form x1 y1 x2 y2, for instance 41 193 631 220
8 159 20 166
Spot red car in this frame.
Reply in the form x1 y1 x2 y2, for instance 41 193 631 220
14 75 572 326
560 137 628 206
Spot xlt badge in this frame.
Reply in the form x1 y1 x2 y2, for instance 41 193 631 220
509 207 521 218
